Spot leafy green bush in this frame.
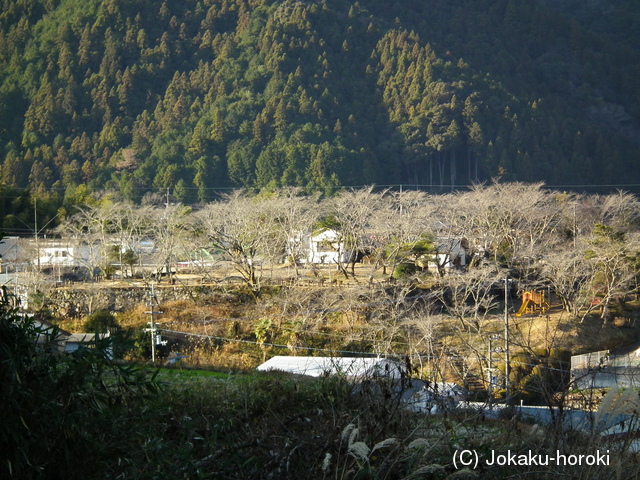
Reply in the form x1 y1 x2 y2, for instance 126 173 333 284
394 262 418 279
0 291 158 479
83 310 118 333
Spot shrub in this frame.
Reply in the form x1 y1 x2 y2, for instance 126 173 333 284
394 262 418 279
83 310 118 333
0 291 158 479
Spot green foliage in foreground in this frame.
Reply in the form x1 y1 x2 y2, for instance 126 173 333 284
0 296 159 479
1 293 638 479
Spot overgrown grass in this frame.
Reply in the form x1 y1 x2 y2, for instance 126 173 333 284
134 371 640 480
156 366 232 380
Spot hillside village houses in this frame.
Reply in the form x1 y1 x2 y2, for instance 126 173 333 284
1 229 469 288
287 228 467 272
0 236 153 273
0 236 91 273
36 241 92 270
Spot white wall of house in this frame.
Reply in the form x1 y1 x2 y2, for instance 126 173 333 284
37 244 92 268
290 231 467 269
290 229 351 265
433 238 467 269
411 238 467 273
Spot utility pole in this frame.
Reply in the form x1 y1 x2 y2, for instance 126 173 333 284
144 283 163 362
573 202 577 249
488 333 501 407
504 277 511 404
35 196 40 273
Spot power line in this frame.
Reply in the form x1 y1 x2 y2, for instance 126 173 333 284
159 328 382 357
157 327 571 374
4 182 640 198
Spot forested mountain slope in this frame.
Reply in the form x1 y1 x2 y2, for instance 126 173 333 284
0 0 638 205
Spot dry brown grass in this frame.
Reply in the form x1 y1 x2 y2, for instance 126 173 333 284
52 265 640 380
183 341 260 370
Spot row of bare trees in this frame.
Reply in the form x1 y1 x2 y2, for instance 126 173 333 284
53 183 640 320
38 182 640 404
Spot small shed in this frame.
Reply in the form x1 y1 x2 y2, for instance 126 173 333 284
432 237 467 270
30 316 106 354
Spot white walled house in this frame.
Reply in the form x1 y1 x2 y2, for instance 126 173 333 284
36 241 92 269
289 228 351 265
426 237 468 273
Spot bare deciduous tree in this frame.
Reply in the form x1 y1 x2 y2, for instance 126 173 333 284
105 202 147 278
197 191 281 289
146 203 194 283
446 182 557 273
582 225 640 323
540 248 591 318
433 265 506 332
269 188 320 278
597 190 640 233
329 187 385 278
369 189 435 280
59 203 114 279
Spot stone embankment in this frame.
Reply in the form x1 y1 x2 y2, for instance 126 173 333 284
47 282 220 317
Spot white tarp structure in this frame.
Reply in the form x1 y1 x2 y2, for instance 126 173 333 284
406 381 469 413
257 355 470 413
256 356 406 379
571 341 640 389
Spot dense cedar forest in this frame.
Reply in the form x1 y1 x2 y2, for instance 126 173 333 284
0 0 639 212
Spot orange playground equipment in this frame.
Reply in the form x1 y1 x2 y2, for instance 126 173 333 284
515 290 550 317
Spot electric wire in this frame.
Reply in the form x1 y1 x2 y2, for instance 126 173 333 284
156 327 572 374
